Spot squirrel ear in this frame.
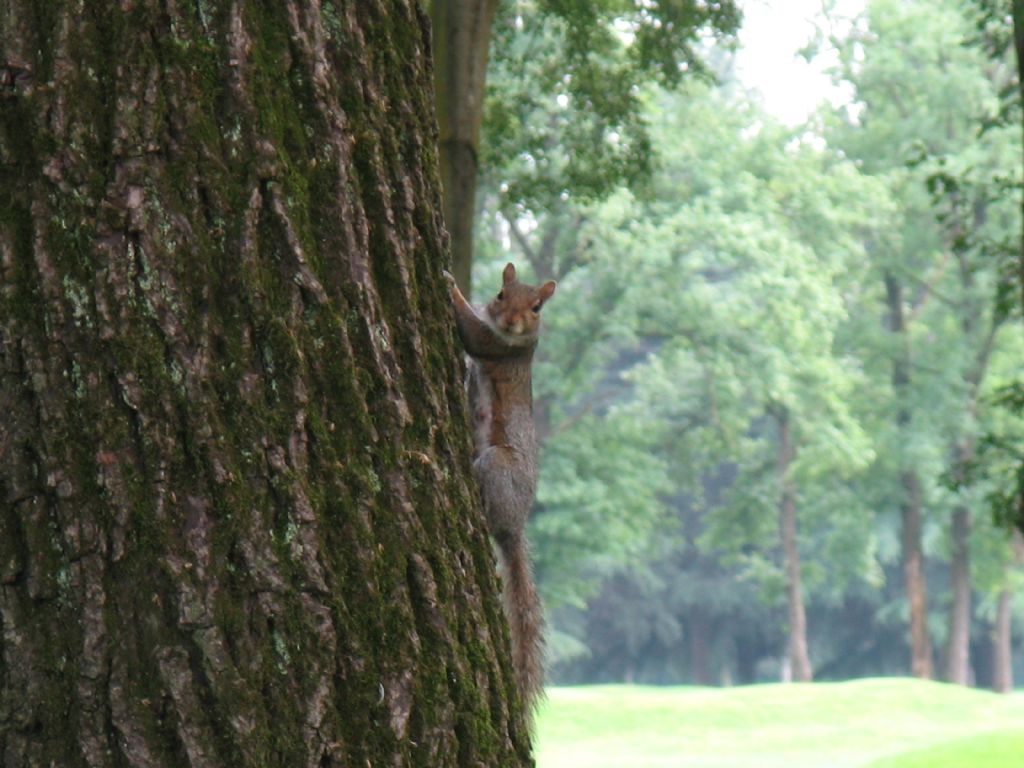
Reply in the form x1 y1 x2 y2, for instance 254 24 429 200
539 280 556 303
502 263 517 285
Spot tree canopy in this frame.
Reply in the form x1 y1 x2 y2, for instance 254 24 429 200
475 0 1024 689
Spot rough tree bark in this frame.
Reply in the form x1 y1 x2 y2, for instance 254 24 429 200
430 0 499 295
884 272 934 680
773 406 812 683
0 2 533 766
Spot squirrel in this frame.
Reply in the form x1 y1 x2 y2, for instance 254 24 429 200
444 262 555 720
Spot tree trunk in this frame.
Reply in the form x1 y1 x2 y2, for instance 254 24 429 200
0 2 533 766
900 469 934 680
735 633 759 685
991 588 1013 693
944 505 971 685
430 0 499 294
993 531 1024 692
774 407 812 683
940 209 998 686
687 605 714 686
884 272 934 679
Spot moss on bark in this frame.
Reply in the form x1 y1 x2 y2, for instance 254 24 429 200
0 1 533 765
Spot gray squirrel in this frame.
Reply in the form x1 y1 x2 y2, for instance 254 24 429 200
445 263 555 719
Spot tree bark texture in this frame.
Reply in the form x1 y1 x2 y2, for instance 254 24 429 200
0 2 533 766
430 0 498 295
774 407 812 683
884 272 934 680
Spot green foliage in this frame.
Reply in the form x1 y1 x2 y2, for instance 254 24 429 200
475 0 1024 683
483 0 740 211
534 408 673 609
827 0 1022 577
586 84 883 582
477 78 895 672
959 0 1024 532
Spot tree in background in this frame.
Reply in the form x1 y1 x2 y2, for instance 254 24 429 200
823 0 1021 682
431 0 741 291
476 0 1024 688
431 0 499 292
484 80 887 681
0 1 533 764
969 0 1024 538
966 0 1024 689
619 89 881 683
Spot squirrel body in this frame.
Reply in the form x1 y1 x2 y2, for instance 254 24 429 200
446 263 555 719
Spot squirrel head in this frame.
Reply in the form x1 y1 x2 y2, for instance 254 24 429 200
485 263 556 342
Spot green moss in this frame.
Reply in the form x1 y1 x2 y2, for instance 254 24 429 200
45 202 97 282
321 1 344 42
262 318 302 380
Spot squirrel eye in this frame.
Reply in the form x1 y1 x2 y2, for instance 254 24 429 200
497 291 504 301
531 302 542 314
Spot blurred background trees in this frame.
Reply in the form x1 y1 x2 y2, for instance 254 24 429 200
444 0 1024 691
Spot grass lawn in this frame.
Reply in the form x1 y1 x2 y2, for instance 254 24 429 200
865 731 1024 767
535 678 1024 768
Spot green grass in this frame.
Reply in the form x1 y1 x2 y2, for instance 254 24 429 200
865 731 1024 768
535 678 1024 768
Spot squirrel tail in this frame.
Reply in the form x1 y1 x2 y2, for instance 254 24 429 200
496 530 545 717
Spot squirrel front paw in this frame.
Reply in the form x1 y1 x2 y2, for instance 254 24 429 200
442 270 464 302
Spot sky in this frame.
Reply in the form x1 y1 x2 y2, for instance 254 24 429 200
734 0 863 125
